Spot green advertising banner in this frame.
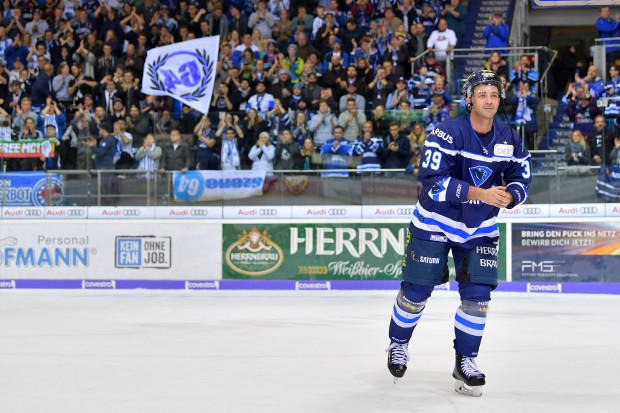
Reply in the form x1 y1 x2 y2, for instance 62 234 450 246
223 223 507 281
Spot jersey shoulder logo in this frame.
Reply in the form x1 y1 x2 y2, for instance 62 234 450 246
469 166 492 187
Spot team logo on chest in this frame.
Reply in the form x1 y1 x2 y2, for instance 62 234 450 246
469 166 492 187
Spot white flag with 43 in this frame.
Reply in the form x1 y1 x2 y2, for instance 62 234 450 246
141 35 220 115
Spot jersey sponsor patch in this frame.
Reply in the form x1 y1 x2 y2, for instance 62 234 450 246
493 143 514 157
469 166 492 187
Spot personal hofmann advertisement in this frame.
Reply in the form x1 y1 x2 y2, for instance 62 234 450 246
0 222 222 279
512 222 620 282
223 224 507 280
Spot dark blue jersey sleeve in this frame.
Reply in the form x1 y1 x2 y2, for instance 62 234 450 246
418 122 471 203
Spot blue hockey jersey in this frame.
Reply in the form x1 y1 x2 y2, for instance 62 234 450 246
411 115 532 248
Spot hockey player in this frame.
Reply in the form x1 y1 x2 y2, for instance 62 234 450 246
386 70 532 396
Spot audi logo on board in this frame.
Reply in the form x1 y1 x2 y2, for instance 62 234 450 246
122 209 141 216
579 207 599 214
521 207 541 215
259 209 278 216
396 208 415 215
24 209 42 216
190 209 209 217
328 208 347 216
66 209 85 216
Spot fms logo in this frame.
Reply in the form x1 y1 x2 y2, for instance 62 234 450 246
225 227 284 276
115 236 172 269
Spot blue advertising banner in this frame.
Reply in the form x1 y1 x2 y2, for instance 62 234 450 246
173 170 266 202
0 172 64 206
512 222 620 282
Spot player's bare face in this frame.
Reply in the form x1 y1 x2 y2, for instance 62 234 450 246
471 84 500 121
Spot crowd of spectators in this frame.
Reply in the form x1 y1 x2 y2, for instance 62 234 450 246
2 1 615 176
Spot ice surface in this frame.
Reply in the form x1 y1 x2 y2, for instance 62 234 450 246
0 290 618 413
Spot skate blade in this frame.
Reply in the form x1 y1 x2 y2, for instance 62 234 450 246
393 376 400 384
454 380 482 397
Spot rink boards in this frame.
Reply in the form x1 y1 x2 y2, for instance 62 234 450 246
0 203 620 294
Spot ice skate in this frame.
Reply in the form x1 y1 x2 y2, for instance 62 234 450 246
386 342 409 383
452 354 485 397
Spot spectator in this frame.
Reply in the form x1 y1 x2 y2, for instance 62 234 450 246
386 77 414 110
126 104 150 149
320 125 351 177
566 86 601 129
367 66 395 109
117 70 142 113
86 122 116 197
12 96 37 131
338 83 366 112
205 4 228 38
265 98 291 142
609 135 620 164
249 1 275 39
291 111 312 146
300 137 321 170
372 104 391 137
510 54 540 93
426 76 452 105
338 98 367 142
415 5 439 37
408 123 427 173
30 63 54 111
485 51 509 78
595 6 620 66
277 44 303 85
67 64 97 108
303 72 322 111
352 120 384 172
587 115 615 165
154 109 179 140
565 129 592 166
229 5 249 37
383 121 411 170
410 66 434 108
18 116 43 171
407 23 430 61
577 64 604 99
159 129 193 173
42 123 61 170
135 133 162 174
269 69 294 106
442 0 467 47
423 52 446 78
246 79 275 118
291 6 314 38
483 12 509 54
5 34 29 71
385 35 409 79
62 113 97 170
113 119 134 171
427 18 457 70
319 86 339 112
239 109 266 169
38 96 67 138
52 62 74 107
512 81 539 150
220 126 243 171
323 38 349 74
274 129 302 170
193 114 220 170
83 124 117 205
309 99 337 147
424 91 451 132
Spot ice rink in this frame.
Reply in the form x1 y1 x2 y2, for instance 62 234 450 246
0 289 618 413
